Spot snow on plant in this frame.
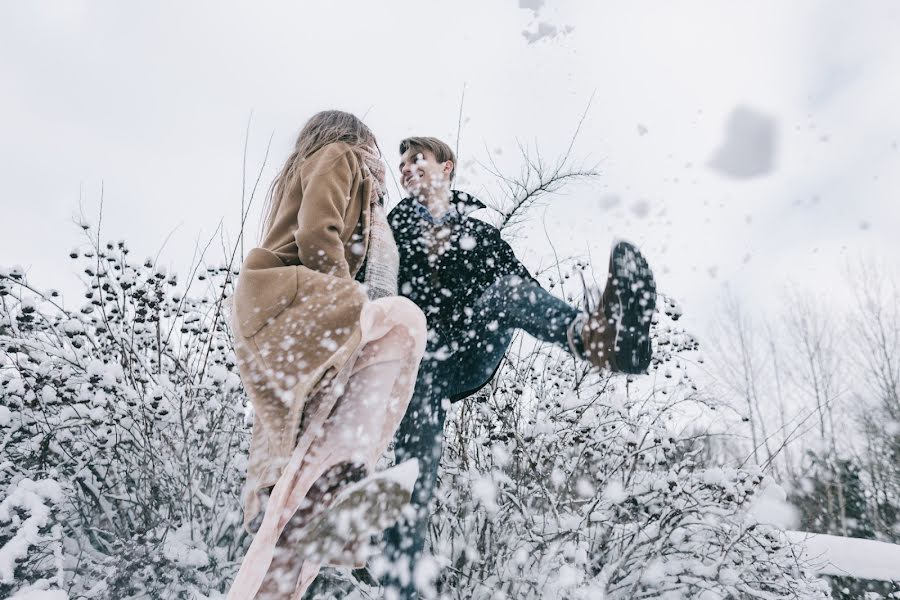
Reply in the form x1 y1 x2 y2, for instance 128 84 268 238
1 221 835 599
0 225 250 599
422 268 832 599
0 478 63 585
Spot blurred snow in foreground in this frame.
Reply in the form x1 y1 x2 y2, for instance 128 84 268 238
708 106 777 178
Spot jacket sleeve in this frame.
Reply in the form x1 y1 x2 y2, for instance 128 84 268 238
489 227 538 285
295 143 357 279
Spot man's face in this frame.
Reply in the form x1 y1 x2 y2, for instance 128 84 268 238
399 148 453 197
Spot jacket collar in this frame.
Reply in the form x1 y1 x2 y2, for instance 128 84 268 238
407 190 486 225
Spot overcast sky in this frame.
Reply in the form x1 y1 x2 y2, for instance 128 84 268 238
2 0 899 342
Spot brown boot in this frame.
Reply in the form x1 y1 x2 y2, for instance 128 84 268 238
572 240 656 373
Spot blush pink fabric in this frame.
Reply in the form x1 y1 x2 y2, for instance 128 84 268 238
227 296 427 599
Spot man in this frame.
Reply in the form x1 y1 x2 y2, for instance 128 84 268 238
380 137 657 598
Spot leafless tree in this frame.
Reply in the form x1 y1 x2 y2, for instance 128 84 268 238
847 260 900 540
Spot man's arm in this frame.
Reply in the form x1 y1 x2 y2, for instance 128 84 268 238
477 222 540 286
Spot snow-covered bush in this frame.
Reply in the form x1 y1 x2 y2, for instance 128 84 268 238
0 228 249 599
423 278 832 599
2 227 834 599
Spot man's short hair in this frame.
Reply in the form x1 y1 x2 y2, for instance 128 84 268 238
399 136 457 181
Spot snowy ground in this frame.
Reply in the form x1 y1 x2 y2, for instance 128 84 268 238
790 531 900 583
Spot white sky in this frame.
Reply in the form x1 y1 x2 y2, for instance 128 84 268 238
2 0 899 342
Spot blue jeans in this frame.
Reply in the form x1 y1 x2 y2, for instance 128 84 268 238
380 275 580 598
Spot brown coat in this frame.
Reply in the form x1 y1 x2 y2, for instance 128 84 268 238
231 142 373 529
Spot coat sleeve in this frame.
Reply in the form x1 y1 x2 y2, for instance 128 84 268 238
488 226 538 285
295 143 357 279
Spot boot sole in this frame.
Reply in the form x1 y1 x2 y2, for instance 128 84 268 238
607 240 657 373
294 462 417 565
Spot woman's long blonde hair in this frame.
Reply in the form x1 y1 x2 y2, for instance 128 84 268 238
259 110 377 240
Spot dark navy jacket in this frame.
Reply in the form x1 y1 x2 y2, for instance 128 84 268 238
388 190 536 358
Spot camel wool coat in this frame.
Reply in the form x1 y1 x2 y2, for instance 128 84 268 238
231 141 373 530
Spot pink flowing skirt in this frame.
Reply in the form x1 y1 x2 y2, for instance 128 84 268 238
227 296 427 599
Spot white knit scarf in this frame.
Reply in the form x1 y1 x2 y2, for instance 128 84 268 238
357 146 399 300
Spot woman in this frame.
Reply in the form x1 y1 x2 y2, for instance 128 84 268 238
227 111 427 599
